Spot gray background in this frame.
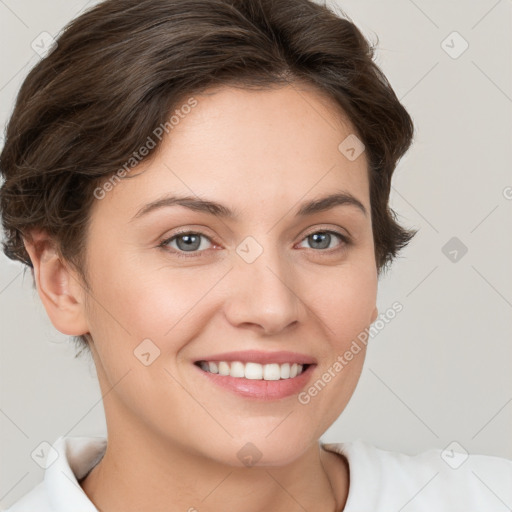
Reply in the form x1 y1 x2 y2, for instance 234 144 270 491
1 0 511 508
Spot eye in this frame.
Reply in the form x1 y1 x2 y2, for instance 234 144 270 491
159 231 214 258
297 230 349 252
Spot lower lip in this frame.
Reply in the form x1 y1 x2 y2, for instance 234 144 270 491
194 363 316 400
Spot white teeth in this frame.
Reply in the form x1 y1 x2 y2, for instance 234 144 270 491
280 363 290 379
199 361 306 380
218 361 230 376
230 361 245 378
245 362 263 380
263 363 281 381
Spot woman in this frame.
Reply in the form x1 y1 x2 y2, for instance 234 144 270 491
1 0 511 511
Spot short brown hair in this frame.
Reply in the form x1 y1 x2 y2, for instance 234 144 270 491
0 0 417 355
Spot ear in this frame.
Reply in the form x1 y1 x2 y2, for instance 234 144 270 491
23 229 89 336
370 306 378 324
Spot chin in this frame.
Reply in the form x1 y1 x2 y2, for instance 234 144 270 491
201 432 315 468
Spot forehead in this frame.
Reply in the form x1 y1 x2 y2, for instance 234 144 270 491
174 82 361 158
92 84 370 222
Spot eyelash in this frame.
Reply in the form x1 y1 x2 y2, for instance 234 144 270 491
158 228 351 259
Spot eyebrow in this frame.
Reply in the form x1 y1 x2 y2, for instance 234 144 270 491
130 191 367 222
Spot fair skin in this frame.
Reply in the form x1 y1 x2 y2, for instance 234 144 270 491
24 83 378 512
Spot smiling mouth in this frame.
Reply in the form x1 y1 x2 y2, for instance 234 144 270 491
194 360 312 381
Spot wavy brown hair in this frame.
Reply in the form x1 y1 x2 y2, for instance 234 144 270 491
0 0 417 355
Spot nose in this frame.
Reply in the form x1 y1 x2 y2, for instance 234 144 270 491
223 245 301 335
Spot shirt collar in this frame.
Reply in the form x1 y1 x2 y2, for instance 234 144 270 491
45 435 107 512
321 439 378 511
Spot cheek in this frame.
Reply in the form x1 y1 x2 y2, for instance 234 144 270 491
306 261 377 341
85 252 225 368
118 266 226 341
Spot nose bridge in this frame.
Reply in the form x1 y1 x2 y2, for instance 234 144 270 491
225 235 300 333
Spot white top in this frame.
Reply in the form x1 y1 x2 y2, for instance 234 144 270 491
5 436 512 511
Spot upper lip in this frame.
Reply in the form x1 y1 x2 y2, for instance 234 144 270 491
194 350 317 365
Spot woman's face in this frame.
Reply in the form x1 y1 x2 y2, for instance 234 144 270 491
80 83 378 466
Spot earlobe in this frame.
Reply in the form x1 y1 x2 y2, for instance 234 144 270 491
23 230 89 336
